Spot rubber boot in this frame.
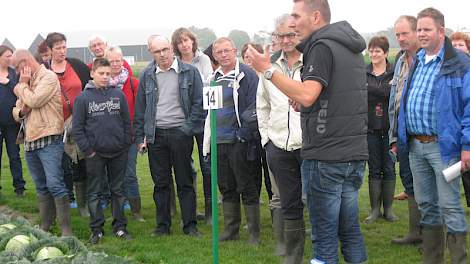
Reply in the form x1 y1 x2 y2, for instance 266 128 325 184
129 197 145 222
422 225 445 264
272 208 286 256
54 196 73 237
365 179 382 224
38 194 56 232
382 180 399 221
284 219 305 264
244 204 260 245
204 198 212 225
447 232 468 264
74 181 90 217
391 195 422 244
219 202 241 241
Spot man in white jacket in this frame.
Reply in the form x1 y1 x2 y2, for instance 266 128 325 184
257 14 305 264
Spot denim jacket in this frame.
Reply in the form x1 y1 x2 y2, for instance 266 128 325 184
134 58 204 145
397 38 470 163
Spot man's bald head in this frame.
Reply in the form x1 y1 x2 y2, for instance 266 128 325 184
12 49 40 73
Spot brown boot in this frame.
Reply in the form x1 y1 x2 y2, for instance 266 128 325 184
54 196 73 237
74 181 90 217
422 225 445 264
391 195 422 245
128 197 145 222
38 194 56 231
447 232 468 264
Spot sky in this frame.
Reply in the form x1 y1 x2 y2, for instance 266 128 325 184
2 0 469 49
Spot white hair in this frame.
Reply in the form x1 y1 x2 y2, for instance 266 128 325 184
274 14 293 30
88 35 108 48
107 46 123 56
147 35 170 49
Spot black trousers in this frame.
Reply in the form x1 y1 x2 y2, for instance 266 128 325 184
86 151 128 233
0 124 25 191
265 141 303 220
217 142 260 205
148 128 196 233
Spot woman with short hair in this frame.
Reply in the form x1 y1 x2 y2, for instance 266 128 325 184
365 36 397 224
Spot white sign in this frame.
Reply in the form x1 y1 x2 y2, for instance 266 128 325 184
203 85 223 110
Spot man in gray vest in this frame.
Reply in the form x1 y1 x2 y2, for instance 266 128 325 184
246 0 368 263
134 35 204 237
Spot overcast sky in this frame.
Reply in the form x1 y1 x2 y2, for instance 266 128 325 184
3 0 469 48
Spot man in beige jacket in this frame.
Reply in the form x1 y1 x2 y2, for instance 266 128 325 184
11 49 72 236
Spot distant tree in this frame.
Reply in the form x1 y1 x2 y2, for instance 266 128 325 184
228 29 251 52
188 26 217 50
445 28 454 37
253 30 272 46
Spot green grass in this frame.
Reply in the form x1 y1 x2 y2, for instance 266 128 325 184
1 145 469 263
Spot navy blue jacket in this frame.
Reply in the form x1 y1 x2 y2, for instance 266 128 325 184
72 81 131 158
0 67 18 125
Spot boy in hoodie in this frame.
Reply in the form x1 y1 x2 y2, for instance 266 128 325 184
72 58 132 244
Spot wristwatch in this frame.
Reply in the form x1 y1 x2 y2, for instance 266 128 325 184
263 67 276 80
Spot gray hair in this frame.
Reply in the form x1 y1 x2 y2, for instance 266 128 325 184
88 35 107 48
213 37 236 49
147 35 170 49
274 14 293 30
107 46 123 56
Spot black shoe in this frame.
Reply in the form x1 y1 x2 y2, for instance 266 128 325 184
115 229 132 240
185 228 202 238
151 227 170 237
15 189 25 197
89 231 104 244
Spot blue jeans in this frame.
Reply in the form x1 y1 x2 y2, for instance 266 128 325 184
0 124 25 191
124 143 140 198
303 160 367 264
25 138 68 198
397 145 414 196
408 139 467 234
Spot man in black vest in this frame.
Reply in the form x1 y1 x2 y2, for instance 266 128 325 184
246 0 368 263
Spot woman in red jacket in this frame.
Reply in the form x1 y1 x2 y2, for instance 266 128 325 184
106 46 144 221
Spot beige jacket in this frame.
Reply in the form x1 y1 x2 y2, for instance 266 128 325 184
257 52 303 151
12 65 64 142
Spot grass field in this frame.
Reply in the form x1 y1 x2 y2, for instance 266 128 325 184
1 145 469 264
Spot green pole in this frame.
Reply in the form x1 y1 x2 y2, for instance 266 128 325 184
210 81 219 264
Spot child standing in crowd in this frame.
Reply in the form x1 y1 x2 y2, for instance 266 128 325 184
72 58 132 244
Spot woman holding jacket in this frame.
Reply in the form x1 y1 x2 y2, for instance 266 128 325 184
364 36 397 224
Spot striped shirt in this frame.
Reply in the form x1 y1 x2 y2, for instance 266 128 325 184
405 47 444 136
24 135 62 152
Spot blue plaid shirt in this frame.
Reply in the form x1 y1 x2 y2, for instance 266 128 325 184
405 47 444 136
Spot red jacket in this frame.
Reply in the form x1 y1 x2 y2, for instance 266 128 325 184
122 76 138 124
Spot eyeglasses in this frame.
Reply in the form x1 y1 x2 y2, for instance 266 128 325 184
273 32 297 40
214 49 235 56
150 47 170 55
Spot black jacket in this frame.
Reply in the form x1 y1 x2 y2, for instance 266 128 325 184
72 81 131 158
366 62 394 130
297 21 368 162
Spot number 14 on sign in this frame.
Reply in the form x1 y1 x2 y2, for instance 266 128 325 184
203 85 223 110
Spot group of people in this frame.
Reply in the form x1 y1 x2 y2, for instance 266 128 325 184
0 0 470 263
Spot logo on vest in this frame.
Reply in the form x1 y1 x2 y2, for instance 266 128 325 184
316 100 328 134
308 65 314 73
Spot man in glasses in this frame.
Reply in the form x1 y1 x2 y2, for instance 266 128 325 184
202 37 260 245
134 35 204 237
257 14 305 262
